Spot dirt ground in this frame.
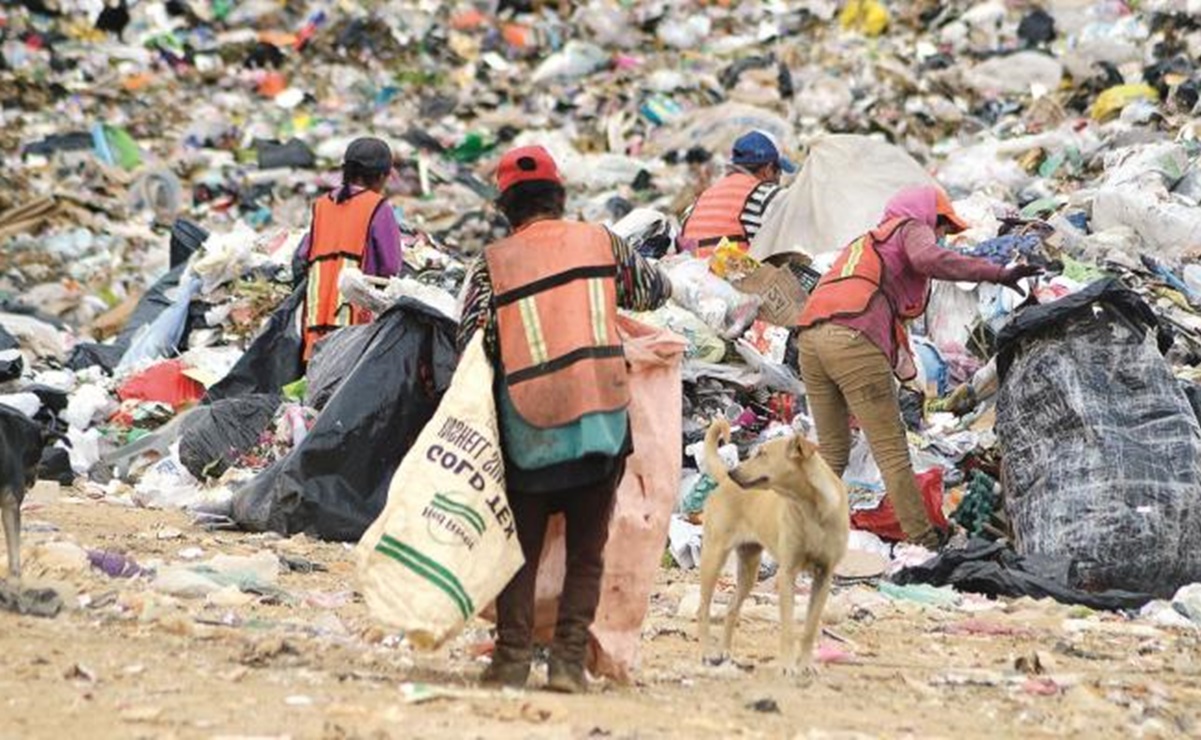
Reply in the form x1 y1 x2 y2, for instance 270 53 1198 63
0 485 1199 740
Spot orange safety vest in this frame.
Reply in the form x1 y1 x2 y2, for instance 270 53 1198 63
485 220 630 429
798 218 929 380
680 172 759 250
302 190 384 361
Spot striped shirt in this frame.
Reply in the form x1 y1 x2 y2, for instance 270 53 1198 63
457 226 671 357
739 180 784 240
679 166 784 243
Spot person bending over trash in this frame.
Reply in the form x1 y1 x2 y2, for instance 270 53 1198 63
795 185 1039 549
294 137 404 362
458 145 671 693
679 130 794 253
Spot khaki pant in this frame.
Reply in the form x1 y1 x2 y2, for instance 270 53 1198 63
797 323 934 543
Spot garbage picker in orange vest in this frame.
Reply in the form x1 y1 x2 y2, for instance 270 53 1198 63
679 130 795 253
796 185 1040 549
458 145 671 693
294 137 404 362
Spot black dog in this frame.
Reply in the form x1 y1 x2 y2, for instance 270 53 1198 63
0 405 43 581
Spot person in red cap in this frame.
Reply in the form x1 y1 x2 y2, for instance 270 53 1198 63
458 145 671 693
795 185 1039 548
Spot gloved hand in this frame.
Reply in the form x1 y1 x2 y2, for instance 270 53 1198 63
999 263 1043 296
944 382 978 415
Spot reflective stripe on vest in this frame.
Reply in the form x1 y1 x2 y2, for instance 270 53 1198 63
302 190 384 361
485 221 630 430
798 218 928 380
680 173 759 248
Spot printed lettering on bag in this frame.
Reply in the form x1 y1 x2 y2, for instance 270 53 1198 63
430 416 516 539
422 492 485 549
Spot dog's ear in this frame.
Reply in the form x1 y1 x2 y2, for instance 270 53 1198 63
790 435 813 460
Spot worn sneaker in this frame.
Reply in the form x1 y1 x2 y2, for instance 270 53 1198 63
545 655 587 694
479 647 531 689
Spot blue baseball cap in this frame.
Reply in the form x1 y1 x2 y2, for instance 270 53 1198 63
731 131 797 174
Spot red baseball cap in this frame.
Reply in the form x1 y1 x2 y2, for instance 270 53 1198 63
496 145 563 193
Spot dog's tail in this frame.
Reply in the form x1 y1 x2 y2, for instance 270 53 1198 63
704 418 733 487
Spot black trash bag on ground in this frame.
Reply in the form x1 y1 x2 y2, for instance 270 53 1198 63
204 280 306 403
1017 9 1056 46
256 138 317 170
179 394 280 480
0 326 17 351
0 352 21 382
995 278 1201 597
304 324 376 411
170 218 208 270
893 538 1153 611
64 343 125 374
231 299 457 541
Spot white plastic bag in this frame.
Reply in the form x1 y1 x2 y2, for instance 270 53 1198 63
663 257 762 339
357 334 524 649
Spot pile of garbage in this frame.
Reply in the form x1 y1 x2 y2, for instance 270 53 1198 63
3 0 1201 610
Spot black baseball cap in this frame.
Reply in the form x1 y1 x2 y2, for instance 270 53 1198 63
343 137 393 175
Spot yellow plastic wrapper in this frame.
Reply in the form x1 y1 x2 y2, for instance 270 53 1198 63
1091 84 1159 122
709 239 760 280
839 0 890 37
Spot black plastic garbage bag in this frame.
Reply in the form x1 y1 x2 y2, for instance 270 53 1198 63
179 394 280 480
204 281 306 403
996 278 1201 597
1017 9 1056 46
231 299 457 541
304 324 376 411
64 343 125 374
256 138 317 170
170 218 208 270
893 538 1153 611
0 326 17 351
0 352 21 382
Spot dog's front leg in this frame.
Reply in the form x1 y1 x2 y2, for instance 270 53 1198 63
697 538 729 664
797 565 834 676
777 564 797 674
2 490 21 583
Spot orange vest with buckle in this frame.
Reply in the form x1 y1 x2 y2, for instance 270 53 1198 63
681 172 759 250
302 190 384 361
798 218 929 379
485 220 630 429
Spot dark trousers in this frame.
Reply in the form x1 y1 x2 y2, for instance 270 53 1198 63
494 463 623 661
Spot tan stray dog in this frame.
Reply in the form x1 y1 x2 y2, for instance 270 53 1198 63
696 419 849 674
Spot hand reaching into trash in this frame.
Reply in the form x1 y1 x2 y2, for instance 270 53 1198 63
999 263 1043 296
943 383 977 415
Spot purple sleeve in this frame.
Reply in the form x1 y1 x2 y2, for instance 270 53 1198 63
903 223 1006 283
363 204 403 278
296 232 311 262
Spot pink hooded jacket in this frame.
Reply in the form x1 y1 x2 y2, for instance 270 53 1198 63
833 186 1007 380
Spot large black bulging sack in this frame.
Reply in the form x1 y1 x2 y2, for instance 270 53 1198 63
230 299 458 542
996 279 1201 597
179 394 280 480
